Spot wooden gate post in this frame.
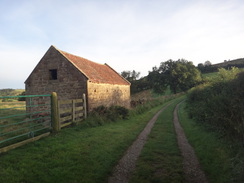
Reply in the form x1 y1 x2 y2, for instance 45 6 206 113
83 93 87 119
51 92 60 132
72 99 75 122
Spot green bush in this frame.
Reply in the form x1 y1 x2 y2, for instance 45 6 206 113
186 71 244 144
85 105 129 126
84 93 182 128
18 91 26 101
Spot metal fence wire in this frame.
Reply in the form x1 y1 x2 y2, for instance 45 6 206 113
0 94 52 148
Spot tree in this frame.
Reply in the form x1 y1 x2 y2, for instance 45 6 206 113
148 66 167 93
218 67 240 81
121 70 146 94
130 76 151 94
197 63 205 72
121 70 140 82
148 59 202 94
204 60 212 66
18 91 26 101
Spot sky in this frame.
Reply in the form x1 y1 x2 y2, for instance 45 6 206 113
0 0 244 89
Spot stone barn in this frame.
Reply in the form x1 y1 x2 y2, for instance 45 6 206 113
25 45 131 112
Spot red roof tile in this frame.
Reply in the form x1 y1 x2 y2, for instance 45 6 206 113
56 47 130 85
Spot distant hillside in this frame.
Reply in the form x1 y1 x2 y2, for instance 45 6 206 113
213 58 244 69
198 58 244 73
0 89 25 97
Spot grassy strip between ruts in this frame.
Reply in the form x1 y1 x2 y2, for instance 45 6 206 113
178 101 244 183
0 97 180 183
130 96 185 183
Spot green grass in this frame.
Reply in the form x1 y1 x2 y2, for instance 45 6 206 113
0 101 52 148
130 96 185 183
178 101 244 183
202 71 218 79
0 101 26 122
201 68 244 82
131 88 173 101
0 98 179 183
0 101 27 146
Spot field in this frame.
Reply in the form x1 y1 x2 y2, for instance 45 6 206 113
0 97 176 183
0 101 26 122
0 93 243 182
0 89 24 96
0 100 51 148
0 101 27 147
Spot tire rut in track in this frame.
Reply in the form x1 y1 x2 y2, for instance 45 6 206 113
108 103 171 183
173 103 208 183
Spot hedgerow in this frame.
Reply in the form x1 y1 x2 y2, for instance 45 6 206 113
186 70 244 145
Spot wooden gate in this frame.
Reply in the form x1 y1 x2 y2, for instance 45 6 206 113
58 94 87 129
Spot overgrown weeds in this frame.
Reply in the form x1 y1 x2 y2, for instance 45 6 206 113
84 93 182 127
130 93 182 116
85 105 129 126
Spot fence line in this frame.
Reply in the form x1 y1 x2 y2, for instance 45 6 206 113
0 92 87 153
0 94 52 152
58 94 87 129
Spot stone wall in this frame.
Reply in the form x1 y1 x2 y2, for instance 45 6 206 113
87 82 130 111
25 46 131 113
25 46 87 113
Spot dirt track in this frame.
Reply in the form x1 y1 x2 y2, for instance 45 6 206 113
173 103 208 183
108 102 208 183
108 103 171 183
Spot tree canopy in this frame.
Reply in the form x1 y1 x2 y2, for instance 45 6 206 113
148 59 202 94
121 70 150 94
121 70 140 82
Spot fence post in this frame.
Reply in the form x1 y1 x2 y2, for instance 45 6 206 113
51 92 60 132
83 93 87 119
72 99 75 122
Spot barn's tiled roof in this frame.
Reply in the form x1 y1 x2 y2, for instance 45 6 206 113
55 46 130 85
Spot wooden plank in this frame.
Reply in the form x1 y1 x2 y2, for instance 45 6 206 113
0 132 50 154
73 99 83 103
59 108 72 114
60 115 72 123
60 122 72 128
72 100 75 122
59 99 83 105
59 100 72 105
58 100 61 130
83 94 87 119
75 106 83 111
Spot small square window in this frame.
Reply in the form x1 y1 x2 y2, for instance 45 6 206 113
49 69 57 80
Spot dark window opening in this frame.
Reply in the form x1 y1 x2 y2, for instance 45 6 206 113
49 69 57 80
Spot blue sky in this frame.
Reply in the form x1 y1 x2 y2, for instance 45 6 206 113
0 0 244 89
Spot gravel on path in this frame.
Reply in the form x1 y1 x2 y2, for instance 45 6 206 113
108 103 171 183
173 103 208 183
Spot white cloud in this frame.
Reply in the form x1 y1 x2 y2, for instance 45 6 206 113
0 0 244 88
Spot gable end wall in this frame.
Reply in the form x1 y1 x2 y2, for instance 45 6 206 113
25 47 88 109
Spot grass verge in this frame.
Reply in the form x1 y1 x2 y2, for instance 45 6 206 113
0 98 179 183
178 101 244 183
129 96 185 183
